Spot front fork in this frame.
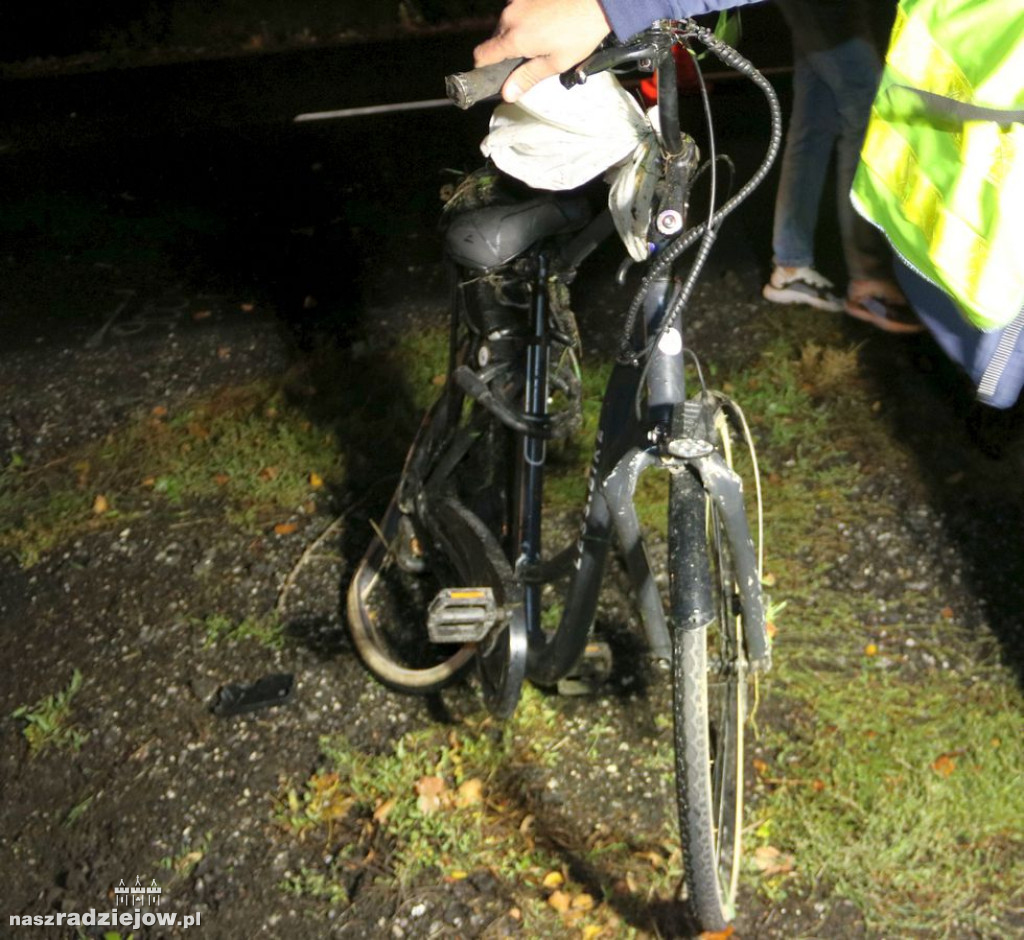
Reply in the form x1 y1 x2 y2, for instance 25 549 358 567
514 257 769 675
604 269 769 670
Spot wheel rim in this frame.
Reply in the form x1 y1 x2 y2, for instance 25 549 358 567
347 498 476 692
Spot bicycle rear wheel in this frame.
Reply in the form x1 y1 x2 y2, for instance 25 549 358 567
346 400 477 694
346 267 529 713
669 402 758 931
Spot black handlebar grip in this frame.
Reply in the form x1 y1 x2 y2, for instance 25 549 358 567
445 58 525 109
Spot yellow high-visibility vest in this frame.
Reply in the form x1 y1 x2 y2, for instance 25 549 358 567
851 0 1024 330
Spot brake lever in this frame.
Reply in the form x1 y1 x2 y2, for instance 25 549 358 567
560 42 662 89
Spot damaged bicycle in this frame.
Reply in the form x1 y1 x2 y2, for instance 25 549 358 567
347 19 778 931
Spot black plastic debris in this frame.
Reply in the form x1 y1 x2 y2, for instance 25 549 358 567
210 673 294 716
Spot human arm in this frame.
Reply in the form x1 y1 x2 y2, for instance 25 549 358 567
473 0 763 101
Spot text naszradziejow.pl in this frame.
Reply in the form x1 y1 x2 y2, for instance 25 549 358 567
10 909 202 929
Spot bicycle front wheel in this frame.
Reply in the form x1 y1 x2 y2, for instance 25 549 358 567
668 405 756 931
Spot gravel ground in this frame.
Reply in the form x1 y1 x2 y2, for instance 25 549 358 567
2 28 1023 940
3 244 1020 937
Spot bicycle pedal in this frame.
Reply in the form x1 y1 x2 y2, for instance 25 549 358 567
427 587 500 643
557 640 613 696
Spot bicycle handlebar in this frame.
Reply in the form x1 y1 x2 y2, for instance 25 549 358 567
443 26 686 152
445 58 524 110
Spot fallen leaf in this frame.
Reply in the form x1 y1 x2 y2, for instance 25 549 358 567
259 466 280 481
309 471 324 488
864 642 879 656
415 775 445 796
634 850 665 869
571 893 596 911
454 778 484 808
151 405 168 417
92 494 109 515
582 926 604 940
240 302 255 313
752 845 795 877
214 472 231 486
941 606 955 620
174 850 204 874
192 309 212 321
416 794 442 815
274 522 299 536
699 927 736 940
752 758 770 776
542 871 564 889
931 753 958 777
547 890 571 913
415 775 447 815
216 345 231 360
373 798 396 823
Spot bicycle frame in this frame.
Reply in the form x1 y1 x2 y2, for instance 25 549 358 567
507 25 771 686
512 252 768 687
346 22 780 929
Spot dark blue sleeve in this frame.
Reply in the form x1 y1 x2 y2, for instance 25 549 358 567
599 0 764 41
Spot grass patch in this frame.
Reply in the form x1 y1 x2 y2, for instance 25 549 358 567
0 323 456 567
715 335 1024 933
195 612 286 650
275 686 681 936
0 380 341 566
11 670 86 755
753 664 1024 934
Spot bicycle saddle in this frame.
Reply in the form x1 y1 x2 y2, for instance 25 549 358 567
444 194 591 271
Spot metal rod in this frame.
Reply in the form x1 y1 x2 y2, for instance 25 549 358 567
294 98 451 122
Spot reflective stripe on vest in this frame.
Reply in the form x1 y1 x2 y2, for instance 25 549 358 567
852 2 1024 331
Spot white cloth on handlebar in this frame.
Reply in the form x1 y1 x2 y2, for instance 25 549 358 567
481 72 660 261
481 72 646 190
608 113 661 262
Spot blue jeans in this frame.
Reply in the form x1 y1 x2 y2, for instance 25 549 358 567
772 37 889 282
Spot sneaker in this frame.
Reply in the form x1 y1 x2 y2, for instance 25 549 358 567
763 266 844 312
844 295 925 334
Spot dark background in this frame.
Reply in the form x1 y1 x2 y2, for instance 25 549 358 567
1 1 900 68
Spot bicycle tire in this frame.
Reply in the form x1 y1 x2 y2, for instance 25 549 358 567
345 402 476 694
669 404 754 931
